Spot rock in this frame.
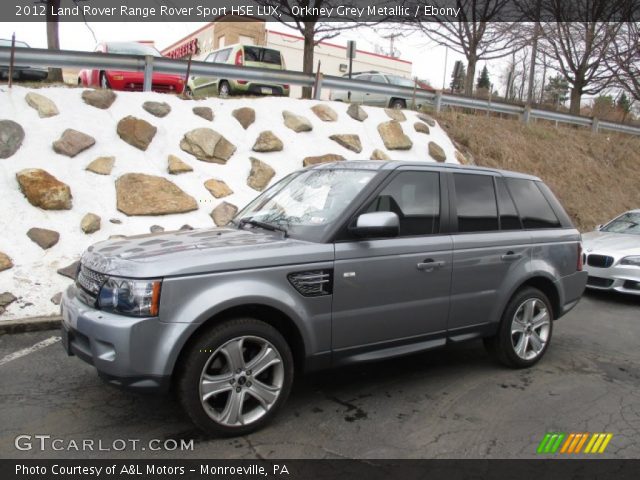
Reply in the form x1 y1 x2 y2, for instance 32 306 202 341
311 104 338 122
417 113 436 127
414 122 430 134
247 158 275 192
81 213 101 234
0 292 17 314
86 156 115 175
168 154 193 174
115 173 198 216
117 116 157 151
347 103 368 122
51 292 62 305
329 134 362 153
179 224 194 231
303 154 345 167
455 150 468 164
377 121 413 150
180 128 236 164
150 225 165 233
370 149 391 160
0 120 25 159
428 141 447 162
232 107 255 129
109 218 122 224
283 110 312 132
143 101 171 118
57 260 80 280
252 131 283 152
0 252 13 272
204 179 233 198
25 92 59 118
16 169 72 210
193 106 213 121
211 202 238 227
385 108 406 122
82 89 116 109
52 129 95 157
26 228 60 250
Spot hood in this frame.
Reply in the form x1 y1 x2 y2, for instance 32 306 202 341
81 227 334 278
582 231 640 257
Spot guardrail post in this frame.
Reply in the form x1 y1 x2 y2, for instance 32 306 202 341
314 73 323 100
435 90 443 112
592 117 600 134
522 106 531 124
143 55 154 92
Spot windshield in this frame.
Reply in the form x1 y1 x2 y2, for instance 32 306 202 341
387 76 415 87
601 212 640 235
106 42 163 57
0 39 28 48
234 168 378 241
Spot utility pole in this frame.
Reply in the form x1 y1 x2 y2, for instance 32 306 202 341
382 33 401 57
442 46 448 90
526 0 542 106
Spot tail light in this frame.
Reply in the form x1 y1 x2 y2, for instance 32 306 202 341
235 50 243 66
283 84 289 89
577 243 583 271
237 80 247 85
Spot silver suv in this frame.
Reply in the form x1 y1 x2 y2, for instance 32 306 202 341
61 161 587 436
330 71 417 109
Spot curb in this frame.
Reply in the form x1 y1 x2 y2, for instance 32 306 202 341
0 316 62 335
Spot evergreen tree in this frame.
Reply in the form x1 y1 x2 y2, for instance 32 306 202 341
476 66 491 90
617 92 631 114
543 75 569 106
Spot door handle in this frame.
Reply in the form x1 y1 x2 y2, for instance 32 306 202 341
501 251 523 261
417 259 445 271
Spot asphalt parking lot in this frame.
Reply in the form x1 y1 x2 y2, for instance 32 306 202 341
0 290 638 460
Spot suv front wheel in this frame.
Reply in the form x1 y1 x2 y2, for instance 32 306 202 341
177 318 294 436
484 287 553 368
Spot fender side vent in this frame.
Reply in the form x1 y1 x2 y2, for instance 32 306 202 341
288 270 333 297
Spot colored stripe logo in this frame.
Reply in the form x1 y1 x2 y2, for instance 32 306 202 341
537 433 613 454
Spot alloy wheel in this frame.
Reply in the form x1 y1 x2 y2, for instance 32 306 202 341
510 298 551 361
199 335 284 427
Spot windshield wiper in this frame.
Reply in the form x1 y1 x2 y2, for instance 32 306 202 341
238 218 288 237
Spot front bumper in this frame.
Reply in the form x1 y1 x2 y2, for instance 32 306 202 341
584 264 640 296
60 285 193 392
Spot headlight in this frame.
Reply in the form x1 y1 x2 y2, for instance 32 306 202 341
98 277 162 317
620 256 640 267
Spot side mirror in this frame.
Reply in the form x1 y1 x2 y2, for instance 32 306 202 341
596 224 602 231
350 212 399 238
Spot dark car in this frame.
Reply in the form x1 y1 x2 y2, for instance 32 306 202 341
0 39 48 81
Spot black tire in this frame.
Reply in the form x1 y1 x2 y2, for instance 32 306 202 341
176 317 294 437
484 287 553 369
218 80 231 98
389 98 406 109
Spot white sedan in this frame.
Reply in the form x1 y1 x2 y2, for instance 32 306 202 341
582 210 640 295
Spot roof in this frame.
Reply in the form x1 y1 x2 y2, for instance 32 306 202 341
311 160 541 181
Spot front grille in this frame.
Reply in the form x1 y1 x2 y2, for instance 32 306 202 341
587 254 614 268
586 276 614 288
288 270 333 297
76 265 107 305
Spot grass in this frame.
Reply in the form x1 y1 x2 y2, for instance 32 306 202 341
436 110 640 231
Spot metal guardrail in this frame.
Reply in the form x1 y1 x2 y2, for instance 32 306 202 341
2 46 639 137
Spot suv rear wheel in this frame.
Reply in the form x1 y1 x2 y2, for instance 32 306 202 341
484 287 553 368
389 98 406 109
218 81 231 98
177 318 294 436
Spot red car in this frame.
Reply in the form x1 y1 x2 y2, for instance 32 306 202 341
78 41 185 94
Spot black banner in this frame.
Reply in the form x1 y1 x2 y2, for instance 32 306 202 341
3 0 639 23
2 460 640 480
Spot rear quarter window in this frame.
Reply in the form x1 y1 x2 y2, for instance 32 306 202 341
505 178 561 229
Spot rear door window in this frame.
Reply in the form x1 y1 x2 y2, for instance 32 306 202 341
453 173 499 232
505 178 561 229
495 177 522 230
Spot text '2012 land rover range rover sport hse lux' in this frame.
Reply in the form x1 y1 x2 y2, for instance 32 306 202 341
61 161 587 436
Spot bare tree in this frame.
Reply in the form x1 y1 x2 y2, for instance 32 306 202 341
538 0 623 115
608 22 640 101
42 0 63 82
253 0 363 98
412 0 519 96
